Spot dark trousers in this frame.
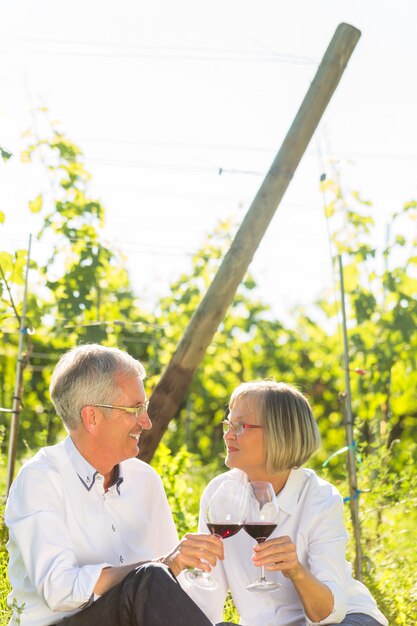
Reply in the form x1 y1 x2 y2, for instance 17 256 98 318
330 615 385 626
59 563 216 626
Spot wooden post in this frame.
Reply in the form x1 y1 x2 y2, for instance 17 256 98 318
139 23 362 462
6 235 32 495
338 254 363 580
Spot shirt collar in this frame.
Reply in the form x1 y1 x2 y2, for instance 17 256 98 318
231 467 307 517
64 436 124 494
110 463 124 494
275 468 307 516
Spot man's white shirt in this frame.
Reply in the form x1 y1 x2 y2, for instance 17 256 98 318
5 437 180 626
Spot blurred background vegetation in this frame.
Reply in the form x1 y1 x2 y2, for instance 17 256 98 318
0 118 416 624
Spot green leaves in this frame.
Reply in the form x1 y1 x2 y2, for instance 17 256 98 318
0 250 28 287
0 146 12 161
0 115 146 455
1 115 417 622
321 179 417 471
29 195 43 213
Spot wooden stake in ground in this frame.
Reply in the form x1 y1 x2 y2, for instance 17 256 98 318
6 235 32 495
338 254 363 580
139 23 362 463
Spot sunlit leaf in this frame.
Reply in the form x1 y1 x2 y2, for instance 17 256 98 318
29 195 43 214
0 147 12 161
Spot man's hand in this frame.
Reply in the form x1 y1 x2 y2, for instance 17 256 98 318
159 533 224 578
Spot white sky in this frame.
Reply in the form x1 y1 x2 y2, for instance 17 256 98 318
1 0 416 322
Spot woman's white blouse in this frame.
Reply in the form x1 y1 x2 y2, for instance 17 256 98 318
183 468 387 626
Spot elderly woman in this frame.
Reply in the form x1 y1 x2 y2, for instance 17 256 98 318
187 381 387 626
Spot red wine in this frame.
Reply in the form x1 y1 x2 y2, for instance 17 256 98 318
207 523 243 539
243 522 277 542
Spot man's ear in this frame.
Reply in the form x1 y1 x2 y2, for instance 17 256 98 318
80 405 98 434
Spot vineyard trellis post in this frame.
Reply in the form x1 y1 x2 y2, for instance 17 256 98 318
338 253 363 580
6 234 32 495
139 23 362 462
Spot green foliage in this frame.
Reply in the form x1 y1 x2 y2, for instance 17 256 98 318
357 442 417 624
1 118 417 623
0 509 25 626
0 111 155 456
316 176 417 623
0 147 12 162
327 441 416 625
223 590 240 623
151 443 201 536
0 432 12 623
0 511 12 625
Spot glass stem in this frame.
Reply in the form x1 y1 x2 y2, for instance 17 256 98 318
258 538 267 581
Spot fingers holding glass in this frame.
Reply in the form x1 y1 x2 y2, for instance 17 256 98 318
186 480 247 590
243 481 282 593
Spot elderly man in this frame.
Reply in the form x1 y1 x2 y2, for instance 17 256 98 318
5 344 225 626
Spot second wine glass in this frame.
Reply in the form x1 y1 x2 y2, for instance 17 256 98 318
185 479 247 590
243 480 281 593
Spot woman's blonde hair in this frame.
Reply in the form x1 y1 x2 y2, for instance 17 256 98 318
229 380 321 473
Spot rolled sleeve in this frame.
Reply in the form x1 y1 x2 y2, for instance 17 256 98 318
43 561 108 611
304 491 349 624
305 581 346 625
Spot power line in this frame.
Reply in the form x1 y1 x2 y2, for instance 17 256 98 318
79 138 417 163
5 39 319 65
87 157 264 176
83 137 274 153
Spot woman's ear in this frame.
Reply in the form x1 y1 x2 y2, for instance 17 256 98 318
80 405 98 434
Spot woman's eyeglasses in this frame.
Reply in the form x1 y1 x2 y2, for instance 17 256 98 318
222 419 263 437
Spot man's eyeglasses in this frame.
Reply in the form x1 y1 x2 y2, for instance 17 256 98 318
91 401 150 418
222 419 263 437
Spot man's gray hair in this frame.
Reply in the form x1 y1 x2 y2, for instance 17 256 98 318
50 344 146 431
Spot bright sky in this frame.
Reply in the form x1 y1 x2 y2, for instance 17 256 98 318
1 0 416 322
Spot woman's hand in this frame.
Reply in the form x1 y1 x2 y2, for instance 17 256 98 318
252 535 303 580
252 535 334 623
160 532 224 577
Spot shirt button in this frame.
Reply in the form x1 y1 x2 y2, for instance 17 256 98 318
112 524 116 532
119 556 124 563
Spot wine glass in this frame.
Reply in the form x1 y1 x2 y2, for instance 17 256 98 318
186 480 247 590
243 480 281 592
